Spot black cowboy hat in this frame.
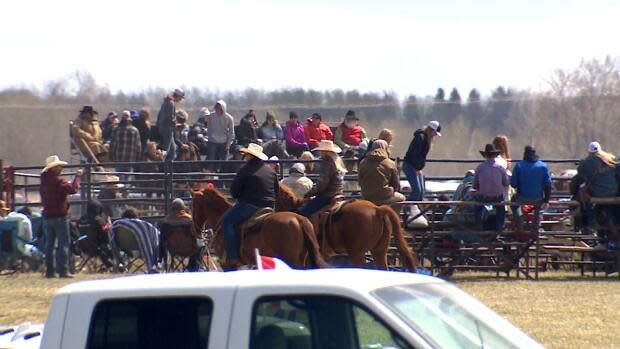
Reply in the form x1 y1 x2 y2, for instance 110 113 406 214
479 144 501 157
79 105 98 114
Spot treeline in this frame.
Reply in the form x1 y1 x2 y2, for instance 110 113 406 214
2 57 620 167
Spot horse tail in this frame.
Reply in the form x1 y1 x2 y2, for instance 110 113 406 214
380 205 418 272
300 216 329 268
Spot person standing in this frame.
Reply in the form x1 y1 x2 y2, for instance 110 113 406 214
283 112 308 158
403 121 441 201
133 108 152 152
220 143 278 266
510 146 552 239
156 88 185 162
304 112 334 150
206 100 235 161
472 144 510 232
39 155 83 278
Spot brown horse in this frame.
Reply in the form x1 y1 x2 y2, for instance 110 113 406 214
191 187 327 269
277 184 418 271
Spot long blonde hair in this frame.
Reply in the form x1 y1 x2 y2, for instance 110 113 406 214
321 151 347 174
595 150 618 168
492 134 511 159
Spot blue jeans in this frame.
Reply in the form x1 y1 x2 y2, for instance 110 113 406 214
43 216 70 275
160 131 176 162
474 195 505 232
403 162 425 201
220 202 259 262
206 142 228 160
298 195 332 217
511 195 543 234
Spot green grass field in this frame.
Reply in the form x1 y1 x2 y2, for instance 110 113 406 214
1 272 618 349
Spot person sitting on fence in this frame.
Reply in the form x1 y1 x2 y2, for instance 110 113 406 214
101 111 119 144
358 140 405 205
157 88 185 162
281 163 314 199
39 155 83 278
71 106 108 162
173 109 191 149
304 112 333 150
472 144 509 232
510 146 552 241
163 198 202 271
78 200 115 269
206 100 235 164
110 110 142 174
283 112 309 158
220 143 278 266
299 140 346 218
189 107 210 156
570 141 619 250
236 110 261 147
260 111 285 142
334 110 368 157
360 128 395 161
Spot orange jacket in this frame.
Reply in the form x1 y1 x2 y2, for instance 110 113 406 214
304 119 334 148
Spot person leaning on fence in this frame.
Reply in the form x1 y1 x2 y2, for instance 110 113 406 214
403 121 441 201
472 144 509 232
304 112 334 150
281 163 314 199
156 88 185 162
39 155 83 278
220 143 278 267
358 139 405 206
510 146 552 241
283 112 309 158
206 100 235 161
298 140 346 218
72 106 108 162
570 141 619 250
110 110 142 173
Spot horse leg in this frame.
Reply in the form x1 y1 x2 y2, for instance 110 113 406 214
371 236 390 270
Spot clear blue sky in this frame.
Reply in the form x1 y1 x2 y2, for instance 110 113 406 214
2 0 619 98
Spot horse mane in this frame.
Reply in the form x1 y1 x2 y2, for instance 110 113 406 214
277 183 302 211
201 187 233 207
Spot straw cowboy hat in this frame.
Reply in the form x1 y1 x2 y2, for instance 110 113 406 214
479 144 501 157
95 174 124 188
0 200 10 212
240 143 268 160
314 140 342 154
42 155 68 173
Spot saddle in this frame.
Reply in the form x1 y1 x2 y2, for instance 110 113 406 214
239 208 274 234
310 196 356 251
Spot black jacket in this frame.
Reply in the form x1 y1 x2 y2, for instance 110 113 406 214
404 129 429 171
230 158 279 208
236 117 259 146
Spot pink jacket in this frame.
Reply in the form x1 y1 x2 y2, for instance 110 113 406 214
283 120 307 148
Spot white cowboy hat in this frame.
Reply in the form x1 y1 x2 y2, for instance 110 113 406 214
96 174 125 188
314 140 342 153
240 143 268 160
42 155 68 173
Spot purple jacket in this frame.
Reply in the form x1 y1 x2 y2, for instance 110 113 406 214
283 120 307 148
473 158 509 197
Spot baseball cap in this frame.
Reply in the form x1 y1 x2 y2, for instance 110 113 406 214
588 141 601 153
173 88 185 98
427 120 442 137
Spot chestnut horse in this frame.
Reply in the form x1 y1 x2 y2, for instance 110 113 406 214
277 184 418 271
191 187 327 269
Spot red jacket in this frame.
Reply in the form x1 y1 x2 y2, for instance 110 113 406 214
304 119 334 148
40 171 80 218
338 123 364 146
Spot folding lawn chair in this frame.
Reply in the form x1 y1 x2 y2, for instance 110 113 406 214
160 221 207 272
111 219 161 273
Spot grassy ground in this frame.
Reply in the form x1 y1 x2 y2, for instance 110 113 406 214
1 272 618 348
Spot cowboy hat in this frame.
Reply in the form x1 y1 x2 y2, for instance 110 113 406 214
479 144 501 157
240 143 268 160
79 105 98 114
96 175 124 188
314 140 342 153
42 155 68 173
0 200 9 212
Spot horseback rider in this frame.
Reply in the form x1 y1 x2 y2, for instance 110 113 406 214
220 143 279 265
299 140 347 217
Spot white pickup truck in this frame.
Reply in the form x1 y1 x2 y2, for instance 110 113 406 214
4 269 543 349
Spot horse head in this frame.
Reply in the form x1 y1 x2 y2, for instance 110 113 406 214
276 183 302 212
191 187 232 232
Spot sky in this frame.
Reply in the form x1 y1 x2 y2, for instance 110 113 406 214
2 0 620 98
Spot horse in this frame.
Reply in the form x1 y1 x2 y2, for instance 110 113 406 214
276 184 418 271
191 187 327 269
262 140 291 159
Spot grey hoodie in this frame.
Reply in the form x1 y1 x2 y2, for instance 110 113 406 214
207 100 235 144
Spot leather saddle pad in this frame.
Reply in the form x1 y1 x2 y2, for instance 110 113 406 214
240 207 275 234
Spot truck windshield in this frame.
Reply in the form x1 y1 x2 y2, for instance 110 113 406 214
373 283 538 349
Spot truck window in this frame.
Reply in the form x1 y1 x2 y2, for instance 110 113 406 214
251 296 412 349
87 297 212 349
